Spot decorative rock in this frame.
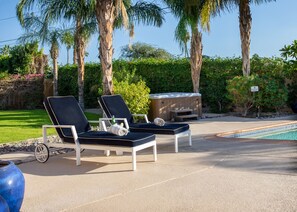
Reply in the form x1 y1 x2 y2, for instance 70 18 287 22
0 136 74 164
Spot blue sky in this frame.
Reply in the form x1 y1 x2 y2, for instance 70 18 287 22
0 0 297 65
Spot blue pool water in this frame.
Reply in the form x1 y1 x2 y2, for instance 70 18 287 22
223 123 297 141
258 129 297 140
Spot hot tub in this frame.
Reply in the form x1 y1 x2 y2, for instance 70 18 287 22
148 92 202 121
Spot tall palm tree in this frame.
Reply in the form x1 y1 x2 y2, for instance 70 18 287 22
18 14 62 96
61 30 74 65
95 0 164 95
41 0 97 110
199 0 276 76
17 0 97 109
164 0 207 93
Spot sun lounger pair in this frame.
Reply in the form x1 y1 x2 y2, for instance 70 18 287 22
37 95 191 171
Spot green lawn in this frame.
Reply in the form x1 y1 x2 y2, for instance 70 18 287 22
0 109 100 144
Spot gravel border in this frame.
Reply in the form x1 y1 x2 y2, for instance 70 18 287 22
0 136 74 164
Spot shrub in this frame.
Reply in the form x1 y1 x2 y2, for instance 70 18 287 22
227 74 288 116
0 55 10 74
254 76 288 114
113 71 150 115
58 63 101 108
280 40 297 107
200 57 242 112
227 75 260 116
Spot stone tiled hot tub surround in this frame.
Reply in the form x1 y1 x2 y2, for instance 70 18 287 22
148 92 202 121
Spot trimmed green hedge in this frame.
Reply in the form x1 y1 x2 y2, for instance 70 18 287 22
113 59 193 93
58 63 101 107
58 55 288 112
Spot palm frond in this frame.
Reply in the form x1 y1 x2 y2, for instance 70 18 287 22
127 2 164 27
16 0 39 25
174 15 190 56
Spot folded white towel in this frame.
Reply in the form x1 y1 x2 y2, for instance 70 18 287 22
154 117 165 126
108 124 129 136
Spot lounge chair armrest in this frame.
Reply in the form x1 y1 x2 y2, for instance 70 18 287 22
88 120 101 124
99 118 129 130
132 114 150 123
42 124 79 145
43 124 76 128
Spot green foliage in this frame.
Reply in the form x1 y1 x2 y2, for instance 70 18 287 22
116 58 193 93
227 74 288 116
58 56 290 113
280 40 297 61
0 42 43 75
200 57 242 112
120 42 174 60
113 68 151 115
58 63 101 108
251 54 285 78
280 40 297 106
227 75 260 116
254 76 288 114
0 55 10 74
114 74 151 114
0 71 9 80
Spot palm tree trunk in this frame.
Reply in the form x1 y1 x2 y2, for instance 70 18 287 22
190 27 203 93
76 19 86 110
239 0 251 76
73 43 77 65
50 44 59 96
67 47 70 65
96 0 115 95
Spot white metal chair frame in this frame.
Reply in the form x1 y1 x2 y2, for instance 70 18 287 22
41 120 157 171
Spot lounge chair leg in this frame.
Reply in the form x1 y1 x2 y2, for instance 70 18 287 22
104 150 110 156
132 150 136 171
153 143 157 162
76 147 81 166
175 136 178 153
189 130 192 146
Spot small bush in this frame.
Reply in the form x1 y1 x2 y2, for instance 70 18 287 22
254 76 288 114
113 71 150 115
227 74 288 116
227 75 260 116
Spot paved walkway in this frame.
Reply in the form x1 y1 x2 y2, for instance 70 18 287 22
2 115 297 211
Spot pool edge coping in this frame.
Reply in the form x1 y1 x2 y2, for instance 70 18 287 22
212 121 297 144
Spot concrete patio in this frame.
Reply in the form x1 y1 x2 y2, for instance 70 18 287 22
3 115 297 211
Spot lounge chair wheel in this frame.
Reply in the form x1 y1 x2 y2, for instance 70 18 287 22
35 143 49 163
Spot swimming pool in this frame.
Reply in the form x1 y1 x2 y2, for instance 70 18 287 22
218 121 297 141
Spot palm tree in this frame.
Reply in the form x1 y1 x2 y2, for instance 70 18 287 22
199 0 276 76
163 0 207 93
17 0 97 109
237 0 275 76
18 14 62 96
41 0 97 110
95 0 164 95
61 31 74 65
